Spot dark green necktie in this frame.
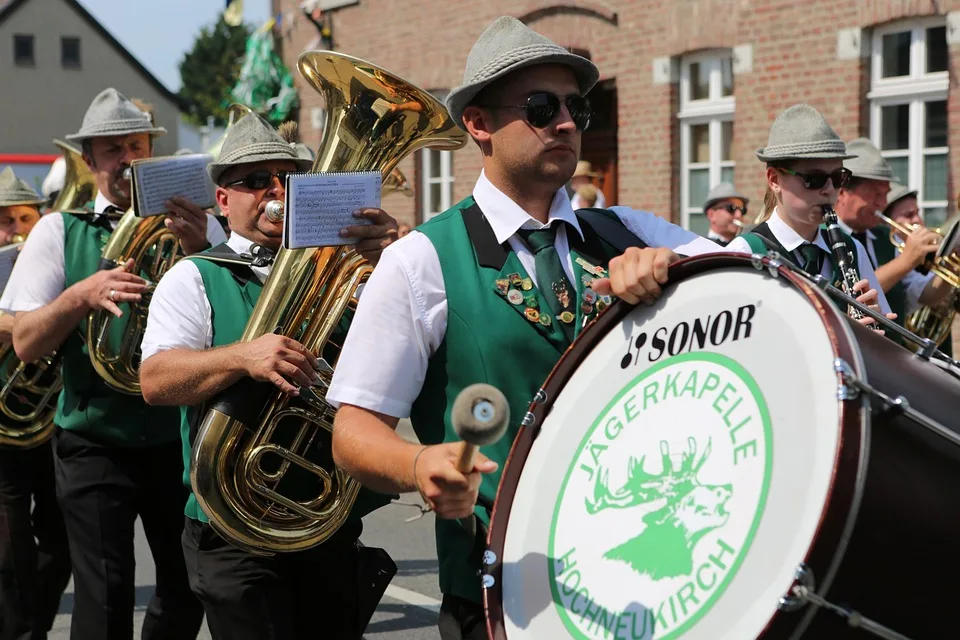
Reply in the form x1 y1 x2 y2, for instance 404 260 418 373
799 243 823 276
517 224 576 343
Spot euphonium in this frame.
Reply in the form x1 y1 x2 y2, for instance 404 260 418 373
191 50 467 554
50 139 97 214
85 168 181 394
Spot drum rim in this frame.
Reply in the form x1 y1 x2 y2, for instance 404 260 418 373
482 253 868 640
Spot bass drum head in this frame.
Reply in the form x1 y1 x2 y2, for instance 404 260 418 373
489 258 861 640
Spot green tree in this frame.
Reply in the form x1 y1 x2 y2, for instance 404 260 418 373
178 17 252 127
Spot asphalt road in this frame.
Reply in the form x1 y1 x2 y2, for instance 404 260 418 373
48 419 443 640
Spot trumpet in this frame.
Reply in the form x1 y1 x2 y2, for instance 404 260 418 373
875 211 960 288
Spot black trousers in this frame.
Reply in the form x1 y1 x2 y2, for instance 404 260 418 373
438 595 487 640
0 441 71 640
52 428 203 640
181 517 365 640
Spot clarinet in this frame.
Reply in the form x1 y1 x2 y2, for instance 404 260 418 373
821 205 877 329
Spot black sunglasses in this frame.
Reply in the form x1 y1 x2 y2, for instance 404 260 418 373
478 92 592 130
777 167 852 190
716 203 747 215
224 170 290 190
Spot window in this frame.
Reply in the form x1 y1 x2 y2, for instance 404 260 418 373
420 149 454 221
13 34 34 66
61 36 81 68
870 19 949 227
678 52 735 234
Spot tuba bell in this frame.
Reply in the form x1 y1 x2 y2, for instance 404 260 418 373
190 50 467 553
50 139 97 214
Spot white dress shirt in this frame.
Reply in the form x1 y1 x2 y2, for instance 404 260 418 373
0 192 228 313
571 189 606 209
726 209 891 314
708 229 731 244
326 171 723 419
140 232 270 362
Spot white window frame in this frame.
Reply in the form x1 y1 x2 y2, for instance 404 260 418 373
420 148 454 222
868 18 949 223
678 51 735 231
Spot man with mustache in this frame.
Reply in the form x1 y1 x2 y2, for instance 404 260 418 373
138 113 400 639
324 16 721 639
0 88 226 639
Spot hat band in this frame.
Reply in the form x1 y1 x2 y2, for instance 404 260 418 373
760 139 848 158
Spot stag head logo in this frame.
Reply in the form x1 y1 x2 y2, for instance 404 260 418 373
585 436 732 579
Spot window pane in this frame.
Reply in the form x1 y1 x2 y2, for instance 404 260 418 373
885 156 909 184
923 153 948 202
923 207 947 229
720 121 733 161
690 124 710 163
927 26 947 73
688 212 710 236
428 150 441 179
925 101 947 148
689 62 709 100
13 34 33 65
881 31 911 78
720 57 734 97
429 182 442 210
880 104 910 150
688 168 710 210
721 166 734 185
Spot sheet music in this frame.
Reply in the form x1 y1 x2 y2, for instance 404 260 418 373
0 243 21 297
133 154 215 216
283 171 381 249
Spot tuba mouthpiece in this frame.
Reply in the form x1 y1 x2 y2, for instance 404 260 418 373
265 200 285 222
122 167 132 181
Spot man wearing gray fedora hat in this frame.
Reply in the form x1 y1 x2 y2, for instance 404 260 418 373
325 15 720 639
834 139 951 337
138 111 400 640
0 168 72 640
727 104 892 325
0 88 228 639
702 181 749 246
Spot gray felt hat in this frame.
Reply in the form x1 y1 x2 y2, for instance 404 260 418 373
207 112 313 185
444 16 600 126
843 137 894 182
0 167 47 207
704 182 749 210
65 88 167 141
884 182 919 212
756 104 855 163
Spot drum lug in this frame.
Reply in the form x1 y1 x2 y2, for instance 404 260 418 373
482 573 496 589
533 388 547 404
482 550 497 566
834 358 860 400
778 563 815 612
752 252 782 277
521 411 536 428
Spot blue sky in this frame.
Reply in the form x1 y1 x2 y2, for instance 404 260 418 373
79 0 272 93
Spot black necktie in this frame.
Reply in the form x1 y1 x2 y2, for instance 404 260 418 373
851 231 876 268
517 223 576 344
248 244 276 267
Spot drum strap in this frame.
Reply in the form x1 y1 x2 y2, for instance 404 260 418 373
574 208 649 254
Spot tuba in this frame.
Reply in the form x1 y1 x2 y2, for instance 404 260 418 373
50 139 97 214
382 167 413 197
190 50 467 553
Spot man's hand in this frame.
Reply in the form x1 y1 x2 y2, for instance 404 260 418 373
413 444 498 519
340 208 399 266
233 334 321 396
591 247 680 305
74 259 148 318
901 227 940 268
852 279 897 331
164 196 210 255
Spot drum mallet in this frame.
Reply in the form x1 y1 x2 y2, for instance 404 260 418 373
450 383 510 537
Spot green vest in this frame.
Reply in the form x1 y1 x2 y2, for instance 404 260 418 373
411 197 629 604
59 213 180 446
181 246 392 524
739 222 861 287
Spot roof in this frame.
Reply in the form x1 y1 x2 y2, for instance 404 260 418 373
0 0 188 111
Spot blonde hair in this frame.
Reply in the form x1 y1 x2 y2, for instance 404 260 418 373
752 162 788 225
576 183 598 207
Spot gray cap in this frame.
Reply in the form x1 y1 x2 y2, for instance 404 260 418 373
756 103 855 163
207 112 313 185
0 167 47 207
884 182 918 212
444 16 599 126
65 88 167 142
704 182 749 210
844 138 894 182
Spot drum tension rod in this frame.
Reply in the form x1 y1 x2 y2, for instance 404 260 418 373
788 584 913 640
834 359 960 449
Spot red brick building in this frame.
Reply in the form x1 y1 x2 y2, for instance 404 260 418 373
272 0 960 238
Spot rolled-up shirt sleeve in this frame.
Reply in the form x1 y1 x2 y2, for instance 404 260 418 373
140 259 213 362
0 213 66 313
326 232 447 419
608 206 724 256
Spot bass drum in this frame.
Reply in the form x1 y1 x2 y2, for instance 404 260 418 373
483 254 960 640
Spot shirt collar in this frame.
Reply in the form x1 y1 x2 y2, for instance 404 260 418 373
836 216 874 242
768 208 832 254
472 170 584 244
707 229 728 242
227 232 272 281
93 192 124 229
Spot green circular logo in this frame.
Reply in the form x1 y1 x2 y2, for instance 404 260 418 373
548 352 773 639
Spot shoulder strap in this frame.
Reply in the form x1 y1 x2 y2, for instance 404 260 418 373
574 208 648 253
187 242 257 286
740 233 770 255
743 223 804 270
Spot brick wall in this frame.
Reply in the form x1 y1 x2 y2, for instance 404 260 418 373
272 0 960 231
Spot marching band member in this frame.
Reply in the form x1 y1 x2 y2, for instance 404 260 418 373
702 181 748 246
325 16 720 640
138 113 399 640
0 169 71 640
0 88 225 640
726 104 892 324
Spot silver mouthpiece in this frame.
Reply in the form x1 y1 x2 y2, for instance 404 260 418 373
265 200 285 222
122 167 132 181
